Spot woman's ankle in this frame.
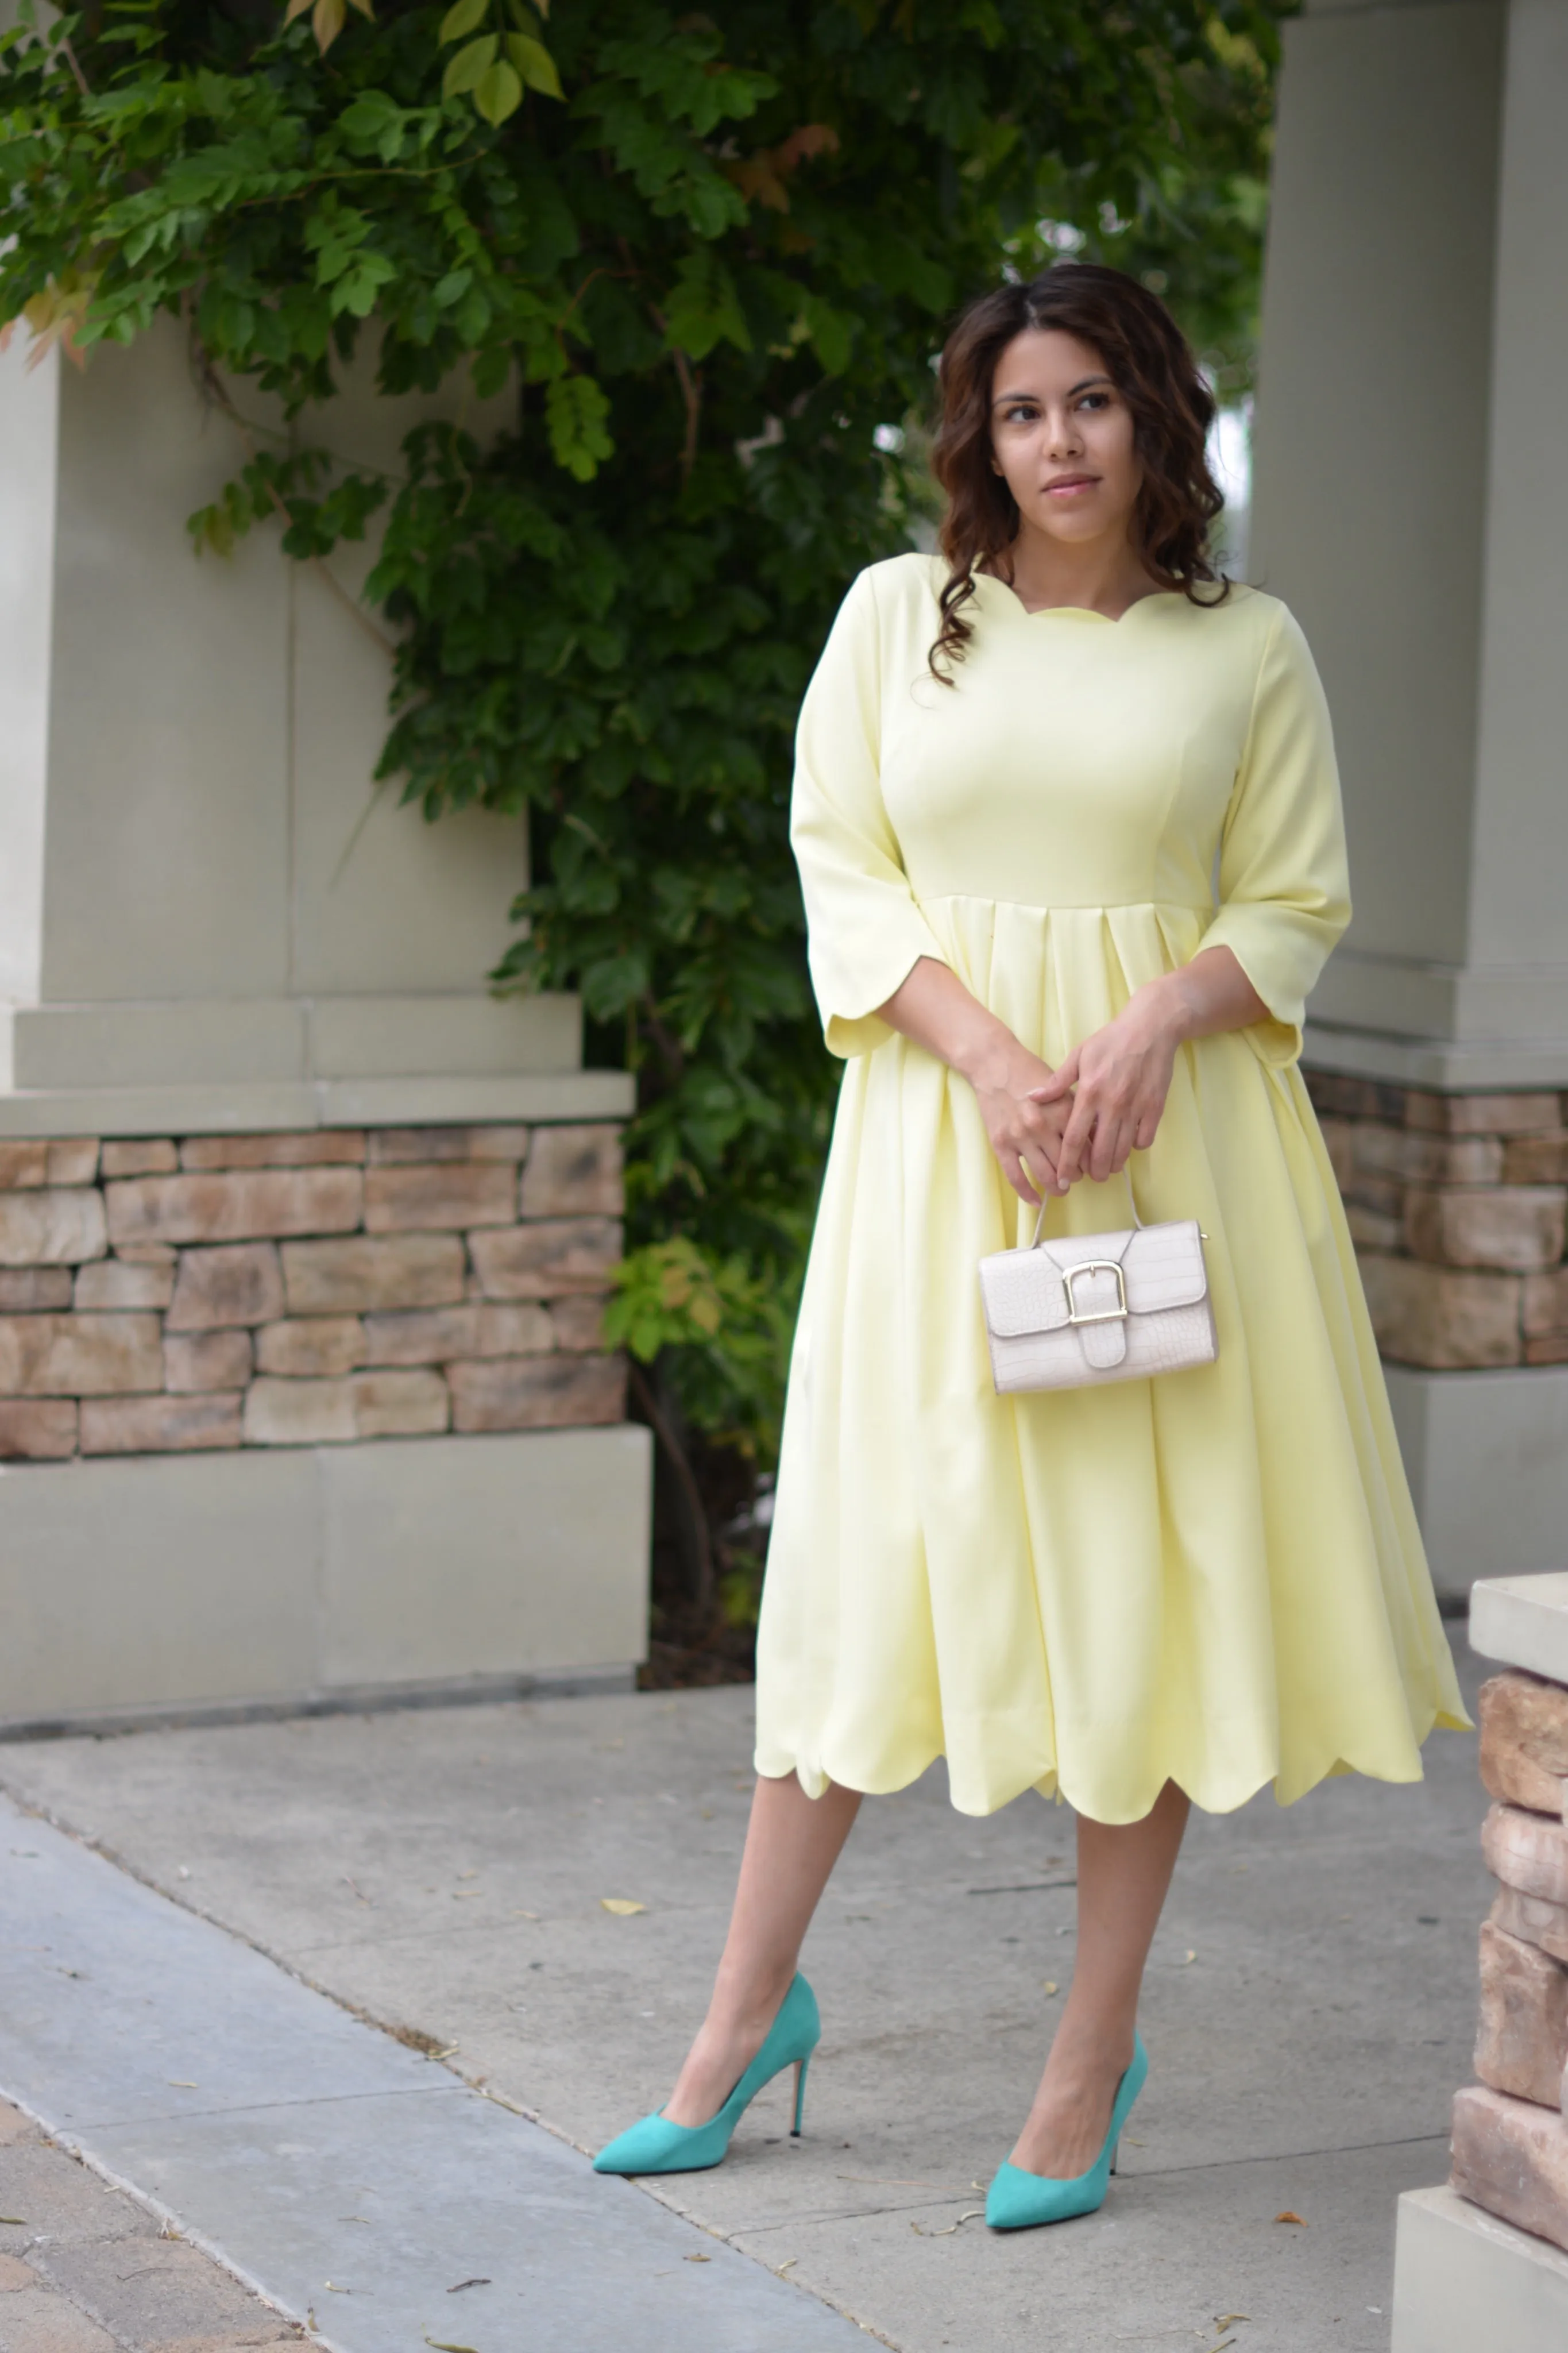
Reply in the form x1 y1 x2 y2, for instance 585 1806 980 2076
1045 2009 1137 2078
705 1959 797 2043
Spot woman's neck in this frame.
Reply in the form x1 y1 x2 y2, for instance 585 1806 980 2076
999 526 1158 621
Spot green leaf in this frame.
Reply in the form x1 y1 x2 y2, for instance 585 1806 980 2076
441 33 495 99
473 57 523 125
505 32 561 98
798 294 855 376
437 0 488 44
663 253 751 362
337 88 405 164
543 372 614 481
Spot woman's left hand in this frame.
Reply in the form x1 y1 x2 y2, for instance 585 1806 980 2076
1029 950 1272 1189
1026 987 1181 1187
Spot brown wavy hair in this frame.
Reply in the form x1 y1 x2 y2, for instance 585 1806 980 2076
928 262 1227 680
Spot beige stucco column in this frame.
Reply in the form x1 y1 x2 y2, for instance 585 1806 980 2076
1253 0 1568 1606
0 315 648 1727
1256 0 1568 1090
0 315 628 1137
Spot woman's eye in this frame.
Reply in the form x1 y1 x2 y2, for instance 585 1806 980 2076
1078 392 1111 412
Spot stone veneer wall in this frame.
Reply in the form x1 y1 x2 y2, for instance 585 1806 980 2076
0 1123 626 1460
1303 1072 1568 1370
1450 1669 1568 2252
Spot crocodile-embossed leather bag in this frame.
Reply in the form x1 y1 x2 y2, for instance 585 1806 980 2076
978 1179 1217 1395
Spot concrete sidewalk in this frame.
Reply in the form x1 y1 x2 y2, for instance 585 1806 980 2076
0 1796 863 2352
0 2091 309 2352
0 1642 1488 2353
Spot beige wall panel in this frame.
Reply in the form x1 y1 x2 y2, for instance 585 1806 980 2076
1385 1360 1568 1600
1252 1 1504 969
286 560 531 998
0 1450 320 1717
1392 2184 1568 2353
316 1426 651 1686
307 993 581 1080
0 1429 650 1722
0 339 55 1006
1469 0 1568 969
286 341 528 997
10 1000 308 1090
40 317 293 1004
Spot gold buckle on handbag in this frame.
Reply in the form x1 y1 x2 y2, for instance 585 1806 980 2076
1062 1259 1128 1326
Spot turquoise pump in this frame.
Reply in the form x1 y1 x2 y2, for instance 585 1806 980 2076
985 2031 1148 2231
593 1973 820 2177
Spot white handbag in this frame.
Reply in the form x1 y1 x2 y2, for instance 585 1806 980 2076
978 1178 1217 1395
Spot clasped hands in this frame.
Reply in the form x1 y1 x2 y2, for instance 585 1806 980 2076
976 989 1181 1207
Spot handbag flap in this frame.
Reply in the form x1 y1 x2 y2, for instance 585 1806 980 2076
980 1218 1207 1339
979 1246 1070 1338
1109 1220 1208 1313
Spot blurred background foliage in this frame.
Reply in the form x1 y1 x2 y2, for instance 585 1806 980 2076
1 0 1290 1660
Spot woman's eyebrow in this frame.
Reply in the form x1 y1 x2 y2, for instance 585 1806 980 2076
990 373 1113 410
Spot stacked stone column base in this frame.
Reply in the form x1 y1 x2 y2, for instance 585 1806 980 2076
0 1120 627 1457
1304 1074 1568 1368
1450 1670 1568 2250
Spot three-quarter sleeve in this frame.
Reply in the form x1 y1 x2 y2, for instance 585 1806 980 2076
790 569 950 1058
1196 603 1352 1066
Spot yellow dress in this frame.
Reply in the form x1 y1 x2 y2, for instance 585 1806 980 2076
753 553 1467 1824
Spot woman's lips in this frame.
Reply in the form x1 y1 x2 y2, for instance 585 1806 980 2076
1045 475 1098 495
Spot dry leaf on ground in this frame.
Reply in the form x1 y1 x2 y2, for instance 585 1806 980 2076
921 2209 986 2236
1274 2210 1307 2225
600 1897 647 1915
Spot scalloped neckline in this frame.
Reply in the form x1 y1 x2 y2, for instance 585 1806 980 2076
976 574 1181 625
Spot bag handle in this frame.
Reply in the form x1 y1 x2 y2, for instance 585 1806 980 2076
1028 1165 1142 1250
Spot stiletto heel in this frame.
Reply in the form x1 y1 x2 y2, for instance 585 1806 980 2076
593 1974 821 2177
985 2033 1148 2231
791 2053 810 2136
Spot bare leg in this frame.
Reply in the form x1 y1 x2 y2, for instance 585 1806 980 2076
663 1770 861 2127
1009 1779 1189 2176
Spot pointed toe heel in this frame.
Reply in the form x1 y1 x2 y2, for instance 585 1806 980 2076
986 2032 1148 2232
593 1973 821 2178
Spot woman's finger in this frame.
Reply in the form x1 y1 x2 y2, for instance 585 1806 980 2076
1055 1096 1097 1187
1090 1115 1130 1184
1026 1048 1079 1105
1019 1150 1056 1202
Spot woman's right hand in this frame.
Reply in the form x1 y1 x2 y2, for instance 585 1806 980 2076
872 957 1071 1205
972 1044 1072 1206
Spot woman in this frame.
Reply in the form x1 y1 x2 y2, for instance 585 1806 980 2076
596 263 1467 2228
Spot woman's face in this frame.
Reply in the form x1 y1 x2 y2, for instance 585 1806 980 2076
988 327 1142 551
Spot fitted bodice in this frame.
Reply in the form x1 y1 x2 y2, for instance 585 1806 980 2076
790 553 1350 1065
878 571 1260 914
